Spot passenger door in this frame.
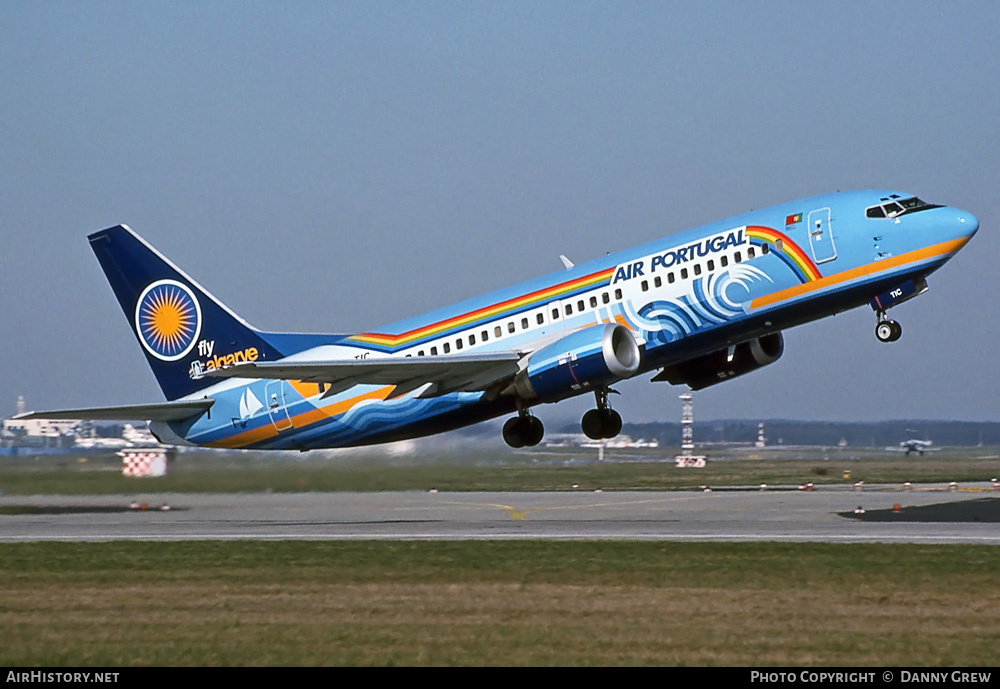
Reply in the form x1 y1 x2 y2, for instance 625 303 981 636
807 207 837 264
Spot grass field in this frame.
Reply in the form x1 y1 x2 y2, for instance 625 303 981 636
2 445 999 495
0 541 998 666
2 448 998 666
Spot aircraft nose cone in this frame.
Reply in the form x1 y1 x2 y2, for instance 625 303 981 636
955 209 979 238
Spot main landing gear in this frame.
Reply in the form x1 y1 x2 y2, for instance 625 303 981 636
581 388 623 441
874 311 902 343
502 405 544 448
502 387 625 448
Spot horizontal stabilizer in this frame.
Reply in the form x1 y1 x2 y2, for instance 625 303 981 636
14 398 214 422
206 352 522 397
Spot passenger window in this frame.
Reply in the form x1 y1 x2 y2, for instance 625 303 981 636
641 280 648 292
654 276 662 288
469 334 475 345
748 247 756 259
507 322 515 334
694 264 702 276
577 299 584 312
668 272 675 284
761 244 769 255
565 304 573 316
481 330 489 342
536 313 544 325
443 343 450 354
602 292 610 304
614 288 622 300
707 259 715 271
589 296 597 308
418 350 425 356
721 255 729 267
552 307 560 320
680 267 688 279
521 317 529 330
735 251 742 263
494 326 502 338
430 346 438 355
455 339 463 350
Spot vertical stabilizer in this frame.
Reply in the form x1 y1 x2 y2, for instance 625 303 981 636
88 225 284 400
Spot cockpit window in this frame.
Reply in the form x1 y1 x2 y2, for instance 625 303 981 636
865 196 941 219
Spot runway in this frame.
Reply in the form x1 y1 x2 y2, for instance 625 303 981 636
2 483 998 544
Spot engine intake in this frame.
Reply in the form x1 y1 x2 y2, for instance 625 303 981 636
653 332 784 390
514 323 640 402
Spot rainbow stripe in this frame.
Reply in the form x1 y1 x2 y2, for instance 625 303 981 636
746 225 822 283
347 266 615 350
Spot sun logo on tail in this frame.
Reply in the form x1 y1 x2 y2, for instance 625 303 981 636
135 280 202 361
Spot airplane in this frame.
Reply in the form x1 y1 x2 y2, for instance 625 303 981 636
18 190 978 451
892 429 942 456
897 438 940 456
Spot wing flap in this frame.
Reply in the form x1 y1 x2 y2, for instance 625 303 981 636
14 398 214 422
207 352 523 397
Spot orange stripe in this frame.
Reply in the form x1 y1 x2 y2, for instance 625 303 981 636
206 385 395 449
750 237 969 311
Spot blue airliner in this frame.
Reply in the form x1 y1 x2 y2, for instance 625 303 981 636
21 191 978 449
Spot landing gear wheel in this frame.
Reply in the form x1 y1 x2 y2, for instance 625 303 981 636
522 416 544 447
889 320 902 341
502 414 545 448
502 417 526 448
876 319 901 343
601 409 622 439
582 409 604 440
582 404 623 440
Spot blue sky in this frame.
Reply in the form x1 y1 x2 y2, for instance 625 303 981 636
2 1 998 425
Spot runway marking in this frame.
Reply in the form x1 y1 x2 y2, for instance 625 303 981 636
3 533 1000 544
433 495 704 521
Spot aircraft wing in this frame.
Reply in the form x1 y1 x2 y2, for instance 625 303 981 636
14 398 215 422
206 352 523 398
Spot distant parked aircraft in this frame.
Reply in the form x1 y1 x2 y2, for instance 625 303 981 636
896 438 941 456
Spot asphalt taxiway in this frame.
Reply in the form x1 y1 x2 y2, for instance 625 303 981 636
1 484 998 544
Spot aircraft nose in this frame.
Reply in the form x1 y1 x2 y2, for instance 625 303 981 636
955 208 979 239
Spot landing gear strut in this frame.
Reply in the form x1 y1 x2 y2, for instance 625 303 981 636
581 388 623 440
502 405 544 448
874 311 902 343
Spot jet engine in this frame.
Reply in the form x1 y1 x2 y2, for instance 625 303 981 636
653 332 784 390
513 323 641 403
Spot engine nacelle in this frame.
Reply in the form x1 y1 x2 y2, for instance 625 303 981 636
654 332 784 391
514 323 641 403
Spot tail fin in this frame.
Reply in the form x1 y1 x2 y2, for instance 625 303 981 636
88 225 284 400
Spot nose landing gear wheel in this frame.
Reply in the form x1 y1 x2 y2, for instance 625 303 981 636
875 319 902 343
